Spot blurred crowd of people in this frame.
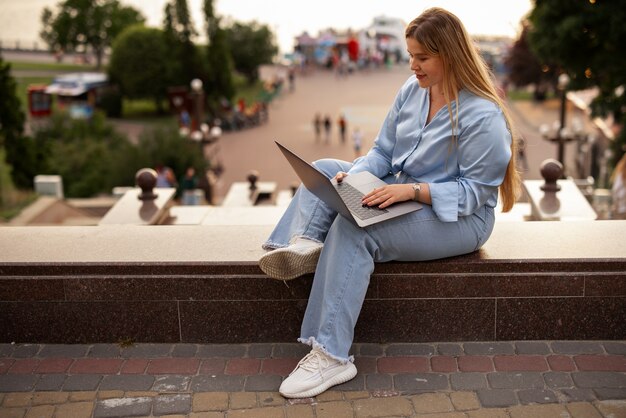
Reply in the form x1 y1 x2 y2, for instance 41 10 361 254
154 164 213 206
313 113 363 158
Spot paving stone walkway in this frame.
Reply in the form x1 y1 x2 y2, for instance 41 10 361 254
1 341 624 417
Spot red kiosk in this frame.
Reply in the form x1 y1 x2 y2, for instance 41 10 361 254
27 85 53 117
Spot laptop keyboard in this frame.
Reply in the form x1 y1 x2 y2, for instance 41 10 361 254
335 182 389 220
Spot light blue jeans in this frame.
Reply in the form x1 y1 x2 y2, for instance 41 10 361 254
263 159 495 362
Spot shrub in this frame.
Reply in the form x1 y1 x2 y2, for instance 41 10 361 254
31 111 207 197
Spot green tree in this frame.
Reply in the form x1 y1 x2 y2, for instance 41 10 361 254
504 23 557 100
31 112 138 197
224 21 278 84
30 112 205 198
203 0 235 106
0 53 24 149
527 0 626 163
108 25 170 113
134 126 207 180
0 148 15 208
0 52 38 192
163 0 202 87
40 0 145 68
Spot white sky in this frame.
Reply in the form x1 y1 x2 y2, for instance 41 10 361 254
0 0 532 53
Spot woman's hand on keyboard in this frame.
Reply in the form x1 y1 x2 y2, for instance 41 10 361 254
362 184 414 209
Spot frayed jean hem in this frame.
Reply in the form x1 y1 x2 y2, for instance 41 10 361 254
261 240 286 251
262 235 323 251
297 336 354 364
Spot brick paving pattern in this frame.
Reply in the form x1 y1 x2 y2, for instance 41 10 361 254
1 341 624 417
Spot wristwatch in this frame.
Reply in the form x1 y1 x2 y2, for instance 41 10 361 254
411 183 421 202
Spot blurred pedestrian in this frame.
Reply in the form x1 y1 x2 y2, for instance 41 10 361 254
288 66 296 92
179 110 191 132
517 137 528 171
155 164 176 188
178 167 200 205
352 127 363 158
337 114 347 143
323 114 332 143
313 113 322 142
197 169 214 205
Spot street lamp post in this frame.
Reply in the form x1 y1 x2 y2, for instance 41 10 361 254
193 122 223 205
556 73 569 165
185 78 223 205
190 78 204 133
539 73 586 178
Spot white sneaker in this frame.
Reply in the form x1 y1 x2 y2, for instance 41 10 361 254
259 238 323 280
279 348 357 398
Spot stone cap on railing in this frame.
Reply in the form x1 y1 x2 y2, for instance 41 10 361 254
1 221 625 266
98 169 176 225
523 159 597 221
221 182 277 207
97 188 176 225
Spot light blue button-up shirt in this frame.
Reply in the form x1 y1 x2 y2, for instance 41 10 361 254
348 76 512 222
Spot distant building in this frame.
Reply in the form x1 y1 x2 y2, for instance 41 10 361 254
362 16 409 63
33 72 109 119
291 18 513 71
293 16 409 69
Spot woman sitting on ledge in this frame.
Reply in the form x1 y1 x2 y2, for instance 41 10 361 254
259 7 521 399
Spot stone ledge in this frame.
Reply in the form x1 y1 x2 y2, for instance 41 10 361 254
0 221 625 344
0 220 625 263
0 222 625 276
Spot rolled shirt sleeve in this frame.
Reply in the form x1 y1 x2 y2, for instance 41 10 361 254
429 110 512 222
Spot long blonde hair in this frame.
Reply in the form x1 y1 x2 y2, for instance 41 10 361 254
405 7 521 212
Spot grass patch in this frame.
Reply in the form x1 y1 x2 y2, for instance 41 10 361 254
8 61 97 73
506 88 558 102
507 89 534 101
122 99 161 118
233 76 266 104
120 100 180 129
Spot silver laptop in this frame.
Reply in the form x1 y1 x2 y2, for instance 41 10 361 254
275 141 422 227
